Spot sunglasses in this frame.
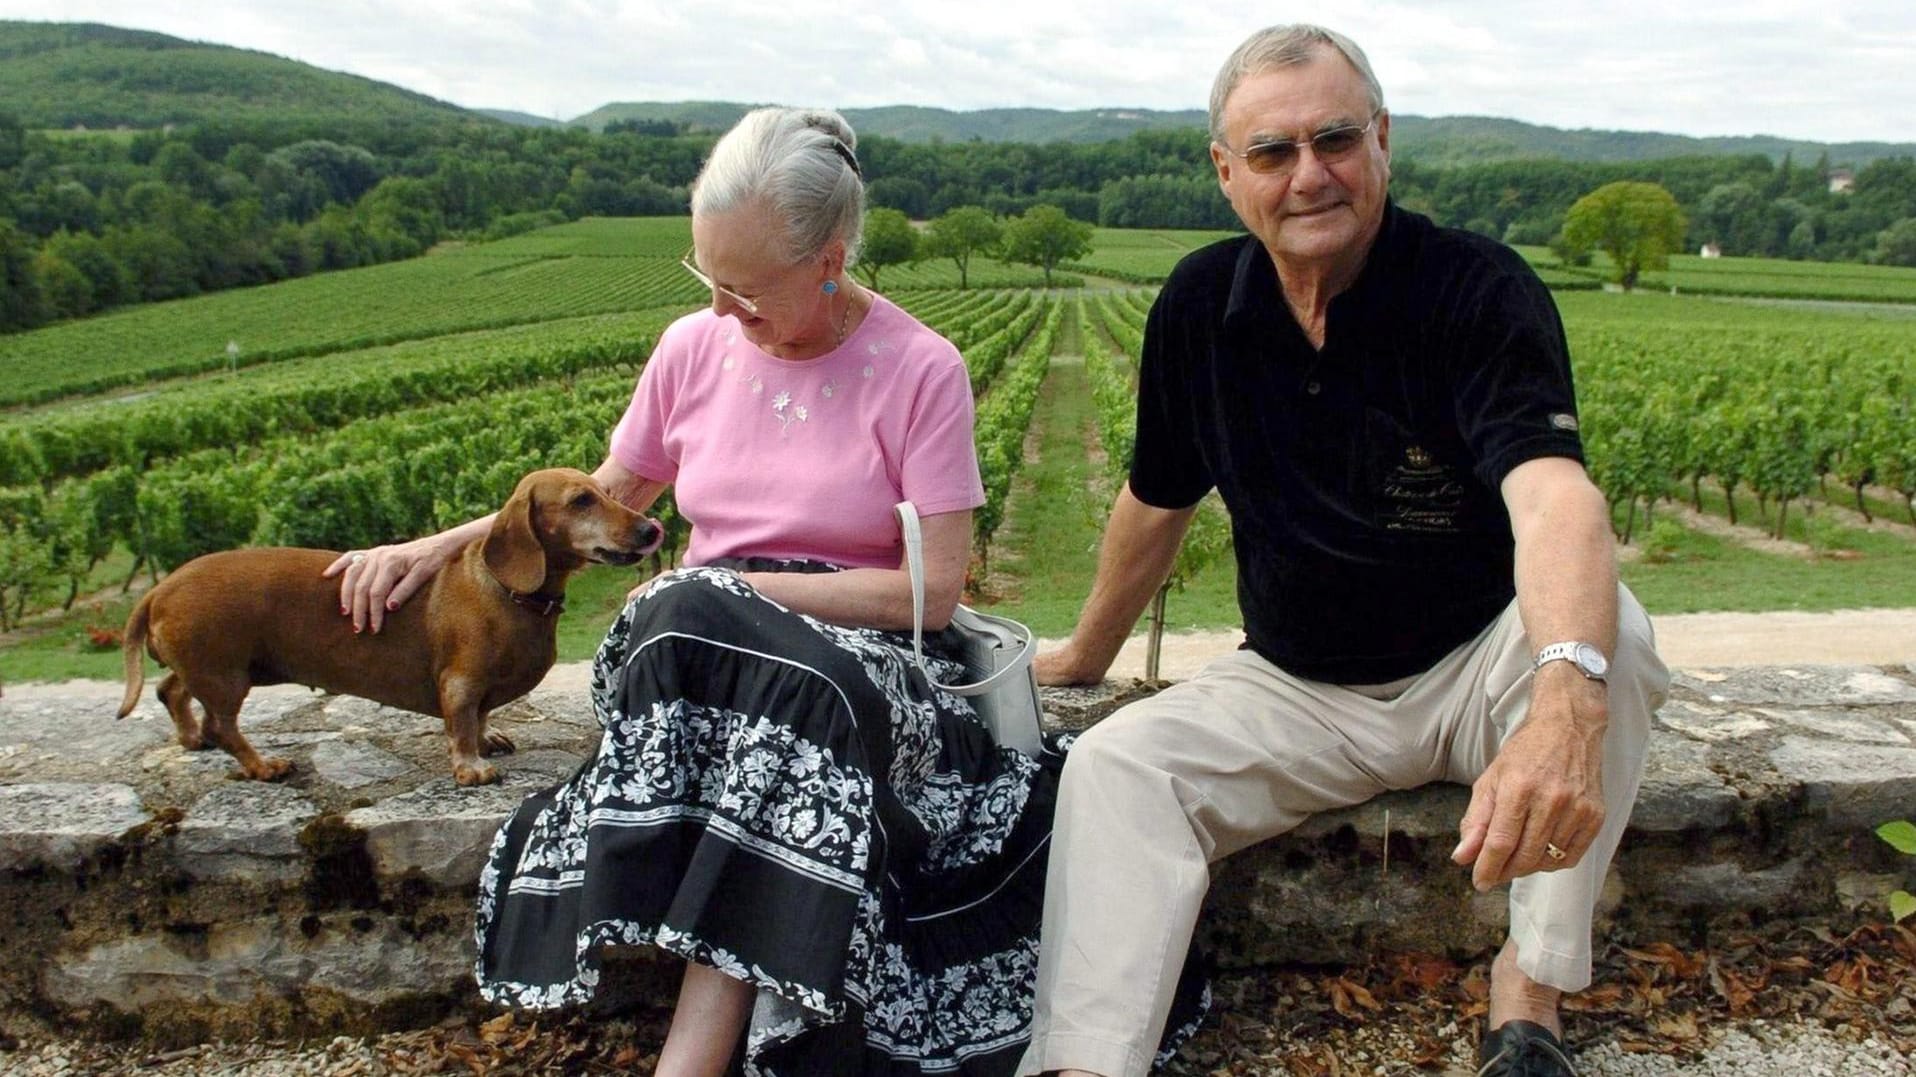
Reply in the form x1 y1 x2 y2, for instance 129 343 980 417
1218 113 1381 176
680 249 761 316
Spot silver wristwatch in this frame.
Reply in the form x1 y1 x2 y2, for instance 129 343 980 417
1533 640 1609 681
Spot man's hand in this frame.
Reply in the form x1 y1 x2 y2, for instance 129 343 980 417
1034 644 1106 687
1453 664 1608 890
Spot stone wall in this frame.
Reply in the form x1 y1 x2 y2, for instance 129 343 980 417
2 664 1913 1045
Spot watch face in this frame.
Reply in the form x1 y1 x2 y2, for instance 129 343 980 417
1574 643 1609 677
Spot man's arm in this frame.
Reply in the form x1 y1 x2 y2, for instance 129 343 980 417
1453 455 1617 890
1035 483 1198 685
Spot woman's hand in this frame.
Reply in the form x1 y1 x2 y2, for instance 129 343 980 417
324 535 458 634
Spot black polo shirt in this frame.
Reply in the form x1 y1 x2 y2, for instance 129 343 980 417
1130 202 1584 684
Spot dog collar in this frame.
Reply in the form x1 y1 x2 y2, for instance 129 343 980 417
509 590 566 617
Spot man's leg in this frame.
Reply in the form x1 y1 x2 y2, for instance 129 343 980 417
1438 584 1669 1026
1018 650 1439 1077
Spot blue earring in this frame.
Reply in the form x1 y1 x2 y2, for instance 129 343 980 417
822 280 839 296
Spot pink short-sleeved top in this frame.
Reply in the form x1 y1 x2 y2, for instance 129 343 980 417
609 293 985 569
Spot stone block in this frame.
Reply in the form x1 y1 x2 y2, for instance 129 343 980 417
309 741 414 790
1768 736 1916 828
1293 787 1472 841
1757 707 1911 744
1656 857 1808 912
1657 700 1773 743
1676 666 1916 707
43 914 472 1012
0 782 148 871
0 703 172 781
1632 736 1741 832
175 783 320 883
345 771 554 885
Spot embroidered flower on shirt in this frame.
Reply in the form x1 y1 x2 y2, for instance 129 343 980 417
862 364 876 379
722 355 735 371
772 392 808 434
745 373 763 394
821 380 838 399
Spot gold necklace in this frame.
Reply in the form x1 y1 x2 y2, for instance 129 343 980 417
833 282 857 346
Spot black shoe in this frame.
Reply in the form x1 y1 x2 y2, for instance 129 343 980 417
1477 1020 1578 1076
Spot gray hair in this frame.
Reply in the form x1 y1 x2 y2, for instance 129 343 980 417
1208 24 1386 143
690 107 866 265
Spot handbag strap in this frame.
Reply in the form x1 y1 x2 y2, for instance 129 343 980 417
894 500 1034 695
896 500 931 670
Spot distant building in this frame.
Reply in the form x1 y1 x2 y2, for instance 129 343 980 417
1828 169 1855 194
1699 243 1723 258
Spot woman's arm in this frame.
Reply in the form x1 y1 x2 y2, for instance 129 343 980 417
330 456 668 633
593 456 669 515
740 508 971 631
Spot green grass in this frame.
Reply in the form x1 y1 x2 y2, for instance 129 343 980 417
970 310 1237 637
7 226 1916 685
1521 247 1916 304
1 239 701 408
1066 227 1242 283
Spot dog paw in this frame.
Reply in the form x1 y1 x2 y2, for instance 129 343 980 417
455 763 501 786
482 731 517 757
245 757 295 782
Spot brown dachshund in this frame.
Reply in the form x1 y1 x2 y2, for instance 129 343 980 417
117 468 662 785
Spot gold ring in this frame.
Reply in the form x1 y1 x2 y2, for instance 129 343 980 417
1545 842 1567 862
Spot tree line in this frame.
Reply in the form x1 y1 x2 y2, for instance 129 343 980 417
4 110 1915 334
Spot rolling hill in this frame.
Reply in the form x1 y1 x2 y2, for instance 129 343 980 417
0 21 487 130
4 20 1912 167
570 101 1916 166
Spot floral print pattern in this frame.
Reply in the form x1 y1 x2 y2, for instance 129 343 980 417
473 563 1122 1075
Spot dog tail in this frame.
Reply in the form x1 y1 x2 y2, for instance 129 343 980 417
117 591 154 720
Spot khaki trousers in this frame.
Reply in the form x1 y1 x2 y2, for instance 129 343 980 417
1017 586 1668 1077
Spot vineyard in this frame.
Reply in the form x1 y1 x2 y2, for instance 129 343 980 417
3 216 1916 678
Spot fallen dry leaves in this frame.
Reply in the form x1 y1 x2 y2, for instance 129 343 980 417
12 918 1911 1074
1161 917 1915 1075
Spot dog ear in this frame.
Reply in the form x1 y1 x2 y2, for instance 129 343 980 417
483 484 548 594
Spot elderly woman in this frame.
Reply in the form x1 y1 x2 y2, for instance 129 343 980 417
335 108 1189 1076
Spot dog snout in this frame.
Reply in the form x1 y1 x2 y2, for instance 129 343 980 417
632 518 664 557
592 518 664 565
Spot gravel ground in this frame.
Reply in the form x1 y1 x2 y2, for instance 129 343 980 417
5 923 1911 1077
1 1012 1907 1076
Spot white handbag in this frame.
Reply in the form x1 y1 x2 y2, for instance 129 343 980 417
895 501 1045 757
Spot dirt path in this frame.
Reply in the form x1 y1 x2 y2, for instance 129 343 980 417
1066 607 1916 683
6 609 1911 704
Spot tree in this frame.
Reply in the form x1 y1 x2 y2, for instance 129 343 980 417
1875 218 1916 268
924 206 1001 290
1694 181 1766 253
999 204 1093 286
0 220 47 331
0 109 23 170
855 208 919 290
1560 181 1686 290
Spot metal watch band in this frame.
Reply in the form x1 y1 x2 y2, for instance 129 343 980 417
1533 640 1608 680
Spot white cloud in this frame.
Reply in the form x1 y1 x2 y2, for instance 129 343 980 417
1 0 1912 140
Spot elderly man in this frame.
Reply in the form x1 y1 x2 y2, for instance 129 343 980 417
1017 23 1668 1077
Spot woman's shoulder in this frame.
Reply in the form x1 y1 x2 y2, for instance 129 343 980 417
659 307 726 347
860 294 966 374
643 309 728 373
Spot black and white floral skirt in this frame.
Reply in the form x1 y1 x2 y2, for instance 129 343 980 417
474 562 1204 1075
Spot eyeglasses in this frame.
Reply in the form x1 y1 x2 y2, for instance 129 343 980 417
1217 113 1381 176
680 249 760 315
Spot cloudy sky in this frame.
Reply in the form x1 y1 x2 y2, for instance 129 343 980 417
5 0 1915 143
